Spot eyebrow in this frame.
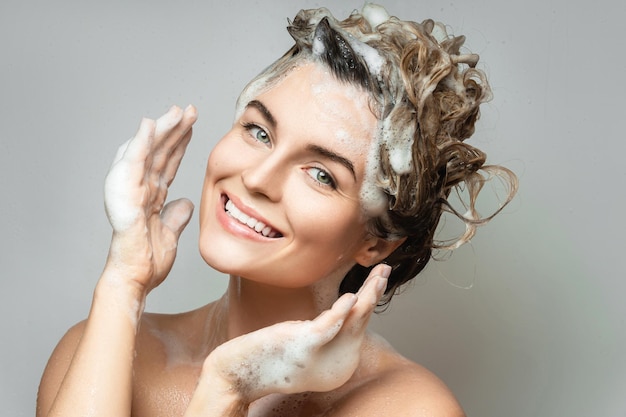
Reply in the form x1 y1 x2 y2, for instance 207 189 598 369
246 100 277 129
306 144 356 181
246 99 356 181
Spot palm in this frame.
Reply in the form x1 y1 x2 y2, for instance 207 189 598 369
103 105 197 292
206 266 390 401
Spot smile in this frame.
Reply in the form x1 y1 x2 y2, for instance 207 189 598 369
224 198 282 238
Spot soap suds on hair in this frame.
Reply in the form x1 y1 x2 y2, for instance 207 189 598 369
360 130 388 216
344 34 385 78
312 35 326 57
380 116 414 175
361 3 391 29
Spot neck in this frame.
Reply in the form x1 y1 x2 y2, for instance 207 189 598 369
223 274 342 339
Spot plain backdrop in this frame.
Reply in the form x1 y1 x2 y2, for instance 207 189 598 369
1 1 625 416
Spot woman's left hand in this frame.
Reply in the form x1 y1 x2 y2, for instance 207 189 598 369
184 264 391 416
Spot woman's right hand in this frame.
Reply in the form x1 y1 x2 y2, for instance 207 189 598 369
37 105 198 417
103 105 197 295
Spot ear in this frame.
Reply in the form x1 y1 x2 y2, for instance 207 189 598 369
353 234 407 267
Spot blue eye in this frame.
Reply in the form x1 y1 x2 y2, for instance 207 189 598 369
306 167 336 188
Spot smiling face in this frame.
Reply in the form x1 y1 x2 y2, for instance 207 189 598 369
198 62 384 289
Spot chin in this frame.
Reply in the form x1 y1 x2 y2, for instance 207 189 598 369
198 240 230 274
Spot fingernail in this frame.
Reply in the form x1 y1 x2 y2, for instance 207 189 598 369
380 264 392 279
376 276 388 293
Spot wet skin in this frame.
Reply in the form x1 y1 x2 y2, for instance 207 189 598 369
37 65 465 417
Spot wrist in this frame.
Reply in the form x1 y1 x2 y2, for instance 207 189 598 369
184 357 249 417
93 269 147 327
106 232 155 282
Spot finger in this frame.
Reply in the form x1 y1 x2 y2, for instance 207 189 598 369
356 264 390 299
154 105 185 139
310 293 357 344
151 105 198 172
115 117 156 168
144 126 193 211
161 198 194 237
111 137 131 166
145 106 196 208
105 117 156 195
162 126 194 188
344 265 391 334
148 106 184 173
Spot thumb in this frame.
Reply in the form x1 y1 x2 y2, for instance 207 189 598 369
161 198 194 237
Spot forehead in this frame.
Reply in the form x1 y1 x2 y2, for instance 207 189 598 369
255 62 378 167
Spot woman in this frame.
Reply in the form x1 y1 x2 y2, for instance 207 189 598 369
37 4 516 417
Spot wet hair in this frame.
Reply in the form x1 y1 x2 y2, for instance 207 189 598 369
236 5 518 306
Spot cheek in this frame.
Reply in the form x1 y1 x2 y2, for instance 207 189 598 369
199 138 233 223
291 198 365 244
204 134 249 182
206 137 233 173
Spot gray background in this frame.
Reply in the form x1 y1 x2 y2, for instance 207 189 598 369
1 1 625 416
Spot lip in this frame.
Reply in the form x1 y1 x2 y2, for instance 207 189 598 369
216 193 283 241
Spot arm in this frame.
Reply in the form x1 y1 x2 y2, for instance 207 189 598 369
37 105 197 417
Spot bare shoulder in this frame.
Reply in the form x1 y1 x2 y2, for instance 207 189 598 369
325 333 465 417
37 320 87 417
131 305 220 417
353 359 465 417
36 305 214 417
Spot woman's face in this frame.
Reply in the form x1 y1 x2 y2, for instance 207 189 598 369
198 63 379 288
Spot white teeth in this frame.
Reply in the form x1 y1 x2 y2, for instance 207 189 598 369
225 198 278 238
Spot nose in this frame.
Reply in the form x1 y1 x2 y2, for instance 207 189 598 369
241 151 286 202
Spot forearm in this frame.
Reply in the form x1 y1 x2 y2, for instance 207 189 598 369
46 270 145 417
40 105 196 417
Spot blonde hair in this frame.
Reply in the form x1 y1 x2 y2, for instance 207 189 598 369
237 5 518 304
